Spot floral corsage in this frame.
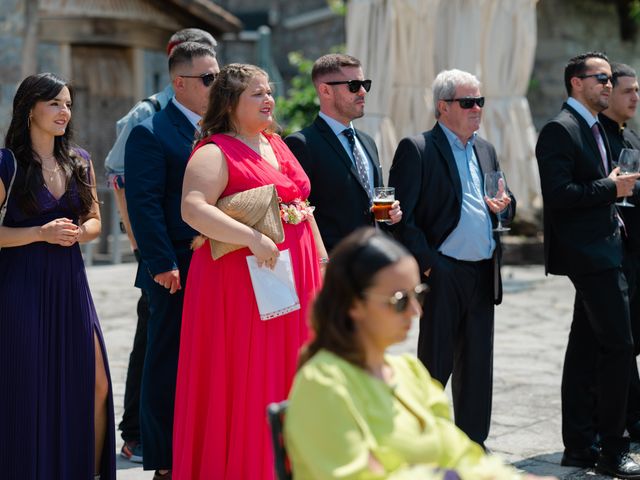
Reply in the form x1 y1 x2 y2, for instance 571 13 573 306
280 198 315 225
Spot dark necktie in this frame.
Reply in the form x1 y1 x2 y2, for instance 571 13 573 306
591 122 609 174
342 128 371 198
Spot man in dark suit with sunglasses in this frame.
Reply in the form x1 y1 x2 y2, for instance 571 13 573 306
536 52 640 478
125 41 219 479
103 28 217 466
285 53 401 254
388 68 515 449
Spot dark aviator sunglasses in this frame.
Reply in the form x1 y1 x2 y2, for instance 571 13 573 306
577 73 612 85
325 79 372 93
178 72 218 87
366 283 430 313
444 97 485 109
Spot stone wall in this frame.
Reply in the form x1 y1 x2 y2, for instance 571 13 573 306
216 0 345 82
530 0 640 130
0 0 25 138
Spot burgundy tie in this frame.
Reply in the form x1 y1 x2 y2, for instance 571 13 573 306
591 122 609 174
591 123 627 231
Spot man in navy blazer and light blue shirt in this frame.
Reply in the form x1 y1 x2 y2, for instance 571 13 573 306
124 41 219 479
389 69 514 450
285 53 401 254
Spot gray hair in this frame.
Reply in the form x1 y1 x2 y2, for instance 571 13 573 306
432 69 481 119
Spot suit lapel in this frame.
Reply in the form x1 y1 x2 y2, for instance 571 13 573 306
473 140 494 177
433 123 463 204
166 101 198 144
314 116 371 196
563 103 608 176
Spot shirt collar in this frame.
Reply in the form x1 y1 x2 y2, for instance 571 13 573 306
438 122 477 150
599 112 626 134
319 111 354 137
171 97 202 130
567 97 599 127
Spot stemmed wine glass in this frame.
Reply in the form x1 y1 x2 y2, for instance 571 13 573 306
615 148 640 207
484 171 510 232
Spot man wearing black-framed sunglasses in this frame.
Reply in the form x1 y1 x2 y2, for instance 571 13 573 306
102 28 218 474
177 72 218 87
389 68 515 451
125 40 220 479
285 53 402 253
536 51 640 478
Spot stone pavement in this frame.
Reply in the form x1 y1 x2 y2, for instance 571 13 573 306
87 262 638 479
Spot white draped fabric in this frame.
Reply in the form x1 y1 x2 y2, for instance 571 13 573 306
476 0 541 217
346 0 439 180
346 0 541 217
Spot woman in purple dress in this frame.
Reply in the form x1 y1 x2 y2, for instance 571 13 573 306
0 73 115 480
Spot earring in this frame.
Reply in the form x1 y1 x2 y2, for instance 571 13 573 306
28 115 32 128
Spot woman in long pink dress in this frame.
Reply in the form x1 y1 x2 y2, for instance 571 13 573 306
173 64 327 479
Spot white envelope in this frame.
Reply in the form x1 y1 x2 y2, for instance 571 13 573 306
246 249 300 320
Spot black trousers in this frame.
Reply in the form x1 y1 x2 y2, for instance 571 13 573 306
140 251 192 471
623 250 640 426
118 289 149 442
564 266 634 454
417 254 494 446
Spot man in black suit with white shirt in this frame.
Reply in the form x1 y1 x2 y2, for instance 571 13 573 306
600 62 640 445
536 51 640 478
285 53 401 253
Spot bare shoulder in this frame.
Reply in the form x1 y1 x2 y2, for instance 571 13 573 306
189 143 225 168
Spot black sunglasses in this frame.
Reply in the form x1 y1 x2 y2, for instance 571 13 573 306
444 97 485 109
325 79 372 93
366 283 430 313
577 73 612 85
178 72 217 87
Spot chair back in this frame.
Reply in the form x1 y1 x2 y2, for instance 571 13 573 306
267 400 292 480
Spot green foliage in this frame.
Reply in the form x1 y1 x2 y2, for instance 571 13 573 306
327 0 347 16
276 52 320 136
632 0 640 21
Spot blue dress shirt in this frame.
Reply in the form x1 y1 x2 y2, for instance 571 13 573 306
437 123 495 261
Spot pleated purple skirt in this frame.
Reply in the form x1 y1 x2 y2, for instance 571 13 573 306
0 239 116 480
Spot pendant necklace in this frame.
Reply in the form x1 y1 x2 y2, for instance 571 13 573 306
41 156 61 182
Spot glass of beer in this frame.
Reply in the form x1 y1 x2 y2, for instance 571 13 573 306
372 187 395 223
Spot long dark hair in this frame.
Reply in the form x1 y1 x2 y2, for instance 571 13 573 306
198 63 279 141
4 72 95 216
298 228 413 369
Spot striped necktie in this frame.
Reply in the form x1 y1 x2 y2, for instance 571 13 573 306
342 127 371 198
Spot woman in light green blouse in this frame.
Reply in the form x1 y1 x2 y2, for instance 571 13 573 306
285 228 554 480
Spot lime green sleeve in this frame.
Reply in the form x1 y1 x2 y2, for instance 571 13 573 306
285 365 382 480
285 364 447 480
398 356 523 480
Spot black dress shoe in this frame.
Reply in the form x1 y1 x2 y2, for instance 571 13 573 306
629 421 640 442
596 452 640 479
561 446 598 468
